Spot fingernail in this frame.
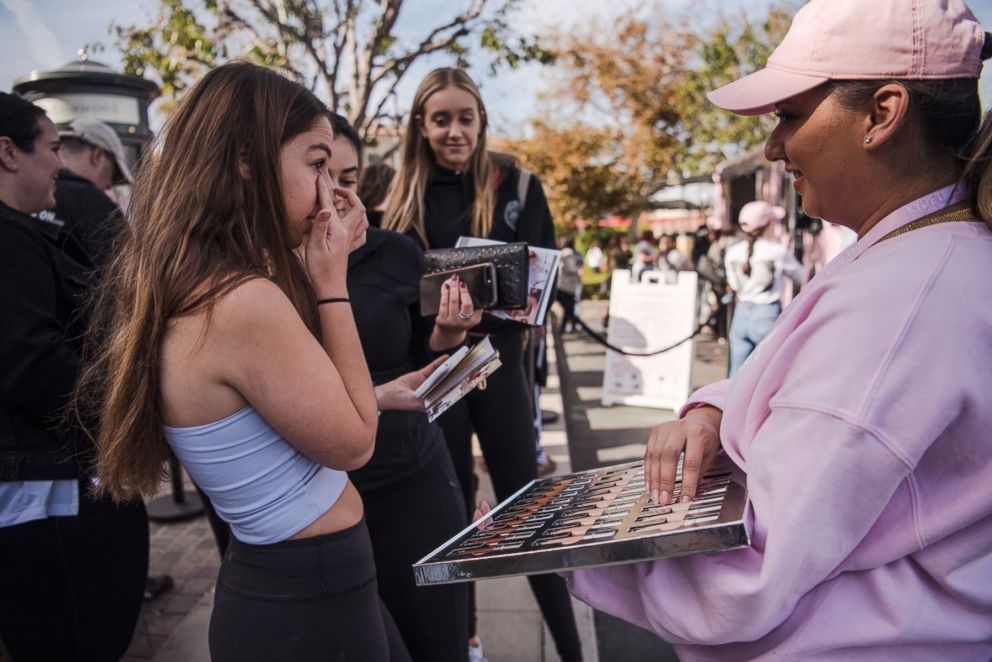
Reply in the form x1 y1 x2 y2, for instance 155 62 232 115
659 490 670 504
651 489 659 503
681 495 691 503
452 274 459 282
460 282 467 289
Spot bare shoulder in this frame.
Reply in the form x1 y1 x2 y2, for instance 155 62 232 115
207 277 310 341
214 277 295 321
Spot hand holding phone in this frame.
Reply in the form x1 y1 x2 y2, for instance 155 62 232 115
420 262 497 316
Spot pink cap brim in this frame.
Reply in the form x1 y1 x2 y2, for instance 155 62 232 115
707 66 830 116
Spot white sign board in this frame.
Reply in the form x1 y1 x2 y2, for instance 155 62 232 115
601 270 697 410
35 94 141 126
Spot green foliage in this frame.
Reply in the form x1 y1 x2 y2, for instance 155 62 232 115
579 269 610 300
115 0 224 103
114 0 555 134
502 3 795 232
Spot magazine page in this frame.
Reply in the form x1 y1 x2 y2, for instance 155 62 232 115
425 356 502 423
426 336 498 401
455 237 561 326
414 344 471 399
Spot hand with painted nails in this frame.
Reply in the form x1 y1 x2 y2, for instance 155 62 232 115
303 172 363 296
430 274 483 351
643 405 722 506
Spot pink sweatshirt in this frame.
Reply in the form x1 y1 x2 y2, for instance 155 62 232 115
566 185 992 660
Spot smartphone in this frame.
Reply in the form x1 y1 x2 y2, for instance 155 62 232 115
420 262 498 316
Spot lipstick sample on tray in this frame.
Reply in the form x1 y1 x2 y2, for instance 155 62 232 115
413 457 749 585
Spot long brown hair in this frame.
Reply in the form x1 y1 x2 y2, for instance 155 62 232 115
77 62 329 500
382 67 495 246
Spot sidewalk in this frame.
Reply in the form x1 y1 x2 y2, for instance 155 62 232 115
126 297 726 661
552 299 728 661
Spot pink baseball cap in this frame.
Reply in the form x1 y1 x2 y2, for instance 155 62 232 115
738 201 785 234
708 0 988 116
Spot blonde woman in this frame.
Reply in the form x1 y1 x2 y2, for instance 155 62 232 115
384 68 581 662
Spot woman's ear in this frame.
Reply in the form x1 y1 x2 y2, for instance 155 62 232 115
238 149 250 180
0 137 19 172
863 83 911 151
415 113 426 138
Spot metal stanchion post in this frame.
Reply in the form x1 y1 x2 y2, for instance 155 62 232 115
146 454 204 523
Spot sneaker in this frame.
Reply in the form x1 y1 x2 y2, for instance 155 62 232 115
143 574 174 601
468 638 488 662
537 453 557 477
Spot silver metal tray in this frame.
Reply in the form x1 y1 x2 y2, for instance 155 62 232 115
414 458 749 585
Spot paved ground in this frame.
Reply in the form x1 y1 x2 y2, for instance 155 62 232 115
115 297 728 662
552 299 728 661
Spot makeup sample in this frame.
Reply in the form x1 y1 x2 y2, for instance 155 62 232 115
414 458 749 586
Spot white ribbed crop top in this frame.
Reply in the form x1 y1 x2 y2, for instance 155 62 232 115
162 405 347 545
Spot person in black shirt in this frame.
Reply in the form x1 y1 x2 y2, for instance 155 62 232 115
383 68 582 662
46 118 132 269
330 114 477 662
0 94 148 661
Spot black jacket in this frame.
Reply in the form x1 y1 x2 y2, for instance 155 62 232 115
346 228 450 493
0 203 94 480
421 163 556 251
50 169 124 270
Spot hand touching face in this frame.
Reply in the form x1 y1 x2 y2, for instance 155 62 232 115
279 116 336 248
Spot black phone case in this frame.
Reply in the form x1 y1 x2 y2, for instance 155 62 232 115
419 263 498 316
423 242 528 309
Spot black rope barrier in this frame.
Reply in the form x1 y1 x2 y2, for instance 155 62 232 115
567 311 719 357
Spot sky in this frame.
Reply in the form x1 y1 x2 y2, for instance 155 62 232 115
3 0 992 138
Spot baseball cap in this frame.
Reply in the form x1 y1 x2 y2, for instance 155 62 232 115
738 201 785 234
59 118 134 184
707 0 988 116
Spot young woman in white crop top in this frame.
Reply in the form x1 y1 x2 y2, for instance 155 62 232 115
76 62 411 661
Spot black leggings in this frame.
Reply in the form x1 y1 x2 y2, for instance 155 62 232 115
438 330 582 662
362 456 470 662
0 486 148 662
209 519 411 662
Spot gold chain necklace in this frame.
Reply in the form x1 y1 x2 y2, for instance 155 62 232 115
873 202 979 245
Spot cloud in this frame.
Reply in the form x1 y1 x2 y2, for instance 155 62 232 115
0 0 66 70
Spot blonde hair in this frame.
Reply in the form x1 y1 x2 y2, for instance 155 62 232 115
383 68 494 246
76 63 328 500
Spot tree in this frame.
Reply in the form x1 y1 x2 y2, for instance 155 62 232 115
115 0 553 140
497 3 792 232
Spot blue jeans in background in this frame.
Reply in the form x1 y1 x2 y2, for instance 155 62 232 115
728 301 781 377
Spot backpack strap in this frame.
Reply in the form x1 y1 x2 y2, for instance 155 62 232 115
516 169 532 211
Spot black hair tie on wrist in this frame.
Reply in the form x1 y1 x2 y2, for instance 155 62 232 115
317 297 350 305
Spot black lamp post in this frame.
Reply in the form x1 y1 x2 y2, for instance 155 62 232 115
12 50 159 174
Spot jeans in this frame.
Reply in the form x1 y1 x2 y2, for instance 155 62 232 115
728 301 781 377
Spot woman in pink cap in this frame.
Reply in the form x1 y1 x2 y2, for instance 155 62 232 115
724 200 804 376
564 0 992 657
